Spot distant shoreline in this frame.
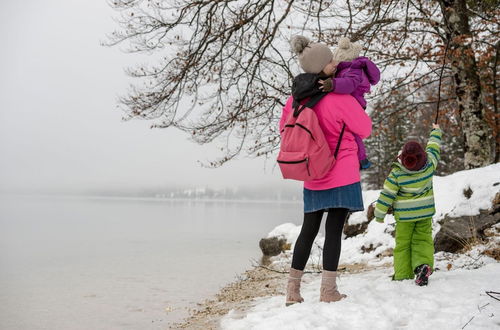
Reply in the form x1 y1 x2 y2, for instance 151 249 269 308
0 193 302 204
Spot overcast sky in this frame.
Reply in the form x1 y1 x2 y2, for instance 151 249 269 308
0 0 298 194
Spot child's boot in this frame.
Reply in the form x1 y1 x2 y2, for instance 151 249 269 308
320 270 347 302
414 264 432 286
285 268 304 306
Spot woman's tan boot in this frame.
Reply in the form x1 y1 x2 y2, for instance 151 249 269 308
285 268 305 306
320 270 347 303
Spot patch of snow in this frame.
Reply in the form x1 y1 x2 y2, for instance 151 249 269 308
267 223 302 244
347 189 380 225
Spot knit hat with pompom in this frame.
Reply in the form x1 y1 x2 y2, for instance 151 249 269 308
290 35 333 74
400 141 428 171
332 37 362 62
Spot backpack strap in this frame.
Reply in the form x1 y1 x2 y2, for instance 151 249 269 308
334 124 346 158
292 93 346 159
293 92 327 117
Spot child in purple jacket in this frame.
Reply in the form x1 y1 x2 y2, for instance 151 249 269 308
319 38 380 169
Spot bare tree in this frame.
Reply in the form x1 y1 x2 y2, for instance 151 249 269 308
105 0 499 171
364 80 465 189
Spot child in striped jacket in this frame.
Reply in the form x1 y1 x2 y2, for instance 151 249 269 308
374 123 442 286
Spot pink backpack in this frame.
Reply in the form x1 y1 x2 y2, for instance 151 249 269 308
277 97 345 181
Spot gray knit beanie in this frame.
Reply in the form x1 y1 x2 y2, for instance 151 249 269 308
331 37 362 62
290 35 333 74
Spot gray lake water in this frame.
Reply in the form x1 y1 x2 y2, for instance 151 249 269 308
0 195 301 330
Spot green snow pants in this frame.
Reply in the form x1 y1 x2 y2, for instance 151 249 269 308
393 218 434 280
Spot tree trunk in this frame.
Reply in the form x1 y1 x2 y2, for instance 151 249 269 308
439 0 493 168
494 42 499 163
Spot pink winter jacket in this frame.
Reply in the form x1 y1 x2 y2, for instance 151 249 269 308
279 93 372 190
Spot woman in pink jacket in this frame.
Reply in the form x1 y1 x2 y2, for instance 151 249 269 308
283 36 372 306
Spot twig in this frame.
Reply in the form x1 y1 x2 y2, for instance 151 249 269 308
255 263 322 274
478 302 490 312
461 316 474 329
468 255 483 267
313 241 323 272
486 291 500 302
249 257 348 274
435 38 451 124
253 264 289 274
462 293 498 329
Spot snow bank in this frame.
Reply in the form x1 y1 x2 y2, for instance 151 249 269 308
221 263 500 330
265 163 500 270
267 223 302 244
433 163 500 218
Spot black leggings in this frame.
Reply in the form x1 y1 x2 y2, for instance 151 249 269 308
291 208 349 271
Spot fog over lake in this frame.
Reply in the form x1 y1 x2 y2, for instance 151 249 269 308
0 0 299 196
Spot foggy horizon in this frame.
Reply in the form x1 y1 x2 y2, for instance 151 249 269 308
0 0 293 194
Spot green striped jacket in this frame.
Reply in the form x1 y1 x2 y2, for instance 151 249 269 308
374 128 443 222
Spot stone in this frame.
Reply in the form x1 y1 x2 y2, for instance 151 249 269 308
366 203 375 221
361 243 381 253
259 236 287 257
463 186 473 199
384 223 396 237
376 248 394 258
343 220 369 238
344 203 395 238
434 210 500 253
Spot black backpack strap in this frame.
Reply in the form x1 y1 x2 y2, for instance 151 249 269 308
304 92 326 108
292 100 307 118
334 124 346 158
293 92 327 117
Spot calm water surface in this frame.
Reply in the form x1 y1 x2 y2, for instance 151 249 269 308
0 195 301 329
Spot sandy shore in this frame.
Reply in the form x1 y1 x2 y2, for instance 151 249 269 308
170 262 390 329
170 265 287 329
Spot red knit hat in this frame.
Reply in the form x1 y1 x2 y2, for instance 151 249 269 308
400 141 427 171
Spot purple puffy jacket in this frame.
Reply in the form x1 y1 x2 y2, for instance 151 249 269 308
332 56 380 109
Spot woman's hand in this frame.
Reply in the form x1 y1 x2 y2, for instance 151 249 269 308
432 123 440 129
322 60 339 76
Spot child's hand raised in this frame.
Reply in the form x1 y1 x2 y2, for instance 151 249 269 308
318 78 334 92
432 123 440 129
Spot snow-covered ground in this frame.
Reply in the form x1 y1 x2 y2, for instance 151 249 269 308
220 163 500 329
222 263 500 330
265 163 500 270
